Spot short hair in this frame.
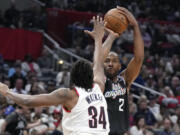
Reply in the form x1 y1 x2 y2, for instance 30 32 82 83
135 115 145 127
109 51 119 57
107 51 121 63
70 60 93 90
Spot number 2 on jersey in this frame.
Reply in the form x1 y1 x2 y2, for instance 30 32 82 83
88 106 106 129
119 98 124 111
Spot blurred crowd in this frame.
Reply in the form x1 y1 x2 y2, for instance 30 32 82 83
0 0 180 135
50 0 180 22
0 50 70 134
0 3 46 30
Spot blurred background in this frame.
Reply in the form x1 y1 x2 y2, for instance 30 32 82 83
0 0 179 135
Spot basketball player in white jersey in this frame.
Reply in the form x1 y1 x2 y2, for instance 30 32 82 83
0 16 119 135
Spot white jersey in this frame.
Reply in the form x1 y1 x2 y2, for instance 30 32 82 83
62 83 109 135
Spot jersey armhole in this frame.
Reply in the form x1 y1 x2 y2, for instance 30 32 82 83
62 87 79 113
73 87 79 96
63 106 71 113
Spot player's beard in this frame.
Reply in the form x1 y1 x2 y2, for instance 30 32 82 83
104 69 119 80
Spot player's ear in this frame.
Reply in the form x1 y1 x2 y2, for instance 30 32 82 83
118 63 121 70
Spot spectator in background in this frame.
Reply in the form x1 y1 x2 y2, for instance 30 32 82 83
135 95 157 128
129 100 137 127
171 55 180 73
8 60 26 78
28 107 50 135
122 27 134 44
172 106 180 135
72 45 85 58
158 117 176 135
47 80 56 93
29 82 45 95
145 74 157 98
21 54 42 77
4 3 20 28
4 105 15 117
56 65 70 88
141 27 152 48
145 75 157 90
176 87 180 105
129 93 137 111
37 49 53 69
9 64 26 88
25 75 38 92
148 95 162 122
51 108 63 134
84 44 94 61
130 115 146 135
165 61 174 75
12 78 27 94
159 86 178 109
170 76 180 96
0 106 29 135
1 106 41 135
173 116 180 135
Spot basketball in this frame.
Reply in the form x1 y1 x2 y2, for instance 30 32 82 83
104 8 129 34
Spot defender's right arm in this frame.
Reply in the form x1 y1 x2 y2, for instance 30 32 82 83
0 82 71 108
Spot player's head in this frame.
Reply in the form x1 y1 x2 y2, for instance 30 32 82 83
104 52 121 79
70 60 93 90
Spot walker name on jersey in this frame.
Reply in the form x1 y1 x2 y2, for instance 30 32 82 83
86 94 103 104
104 83 126 99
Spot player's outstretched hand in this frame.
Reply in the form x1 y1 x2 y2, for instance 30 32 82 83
116 6 138 28
84 16 105 42
0 82 9 96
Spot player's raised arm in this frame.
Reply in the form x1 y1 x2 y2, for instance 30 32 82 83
84 16 105 92
102 26 119 61
0 82 71 108
117 6 144 90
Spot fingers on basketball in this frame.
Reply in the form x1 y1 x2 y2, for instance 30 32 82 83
116 6 130 14
116 10 131 24
104 8 129 34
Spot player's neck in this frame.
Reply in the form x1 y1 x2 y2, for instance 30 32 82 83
111 76 118 83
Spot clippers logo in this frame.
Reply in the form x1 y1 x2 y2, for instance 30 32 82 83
104 83 126 99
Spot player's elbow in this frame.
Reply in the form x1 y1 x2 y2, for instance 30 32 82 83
134 54 144 63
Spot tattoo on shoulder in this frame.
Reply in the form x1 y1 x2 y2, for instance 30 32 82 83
56 88 69 99
62 89 69 98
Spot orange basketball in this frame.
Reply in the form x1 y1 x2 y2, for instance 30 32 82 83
104 8 129 34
